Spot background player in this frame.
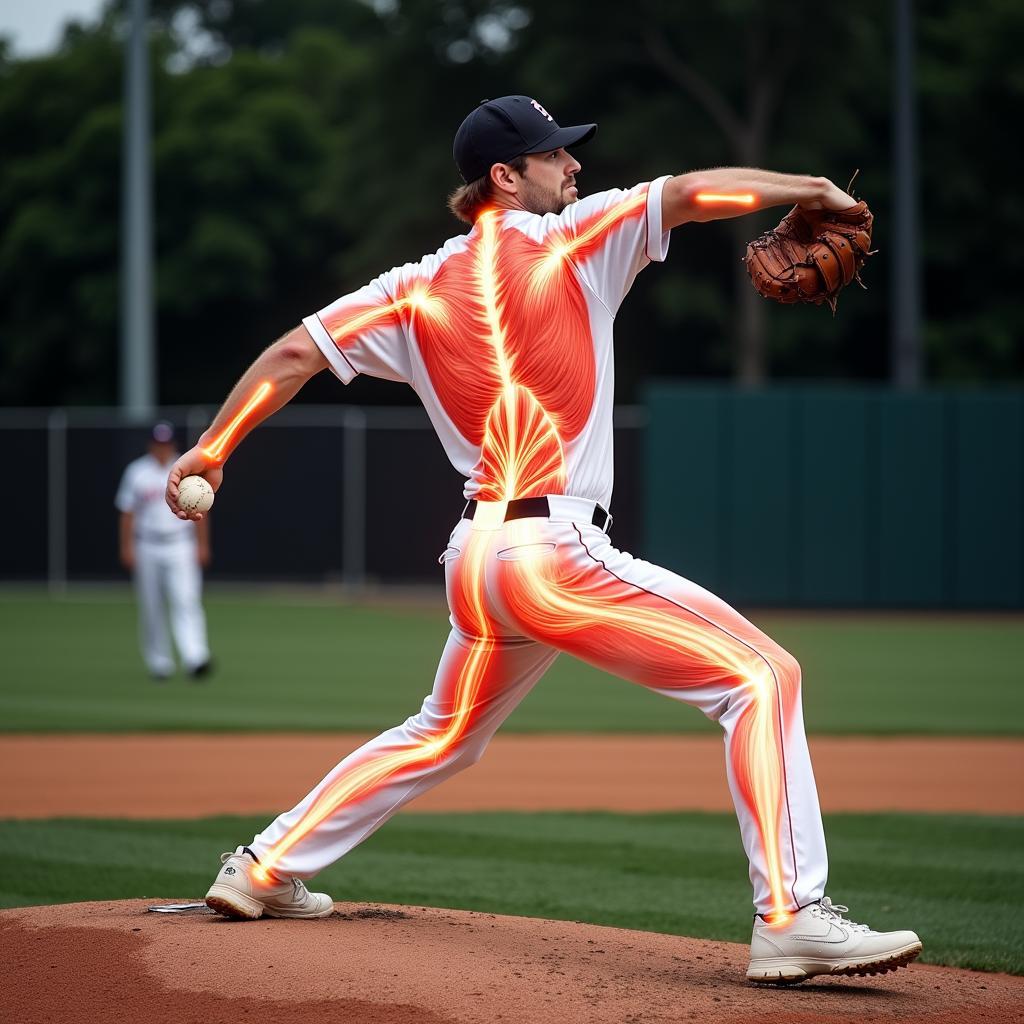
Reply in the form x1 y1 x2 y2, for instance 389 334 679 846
117 421 212 681
165 96 921 984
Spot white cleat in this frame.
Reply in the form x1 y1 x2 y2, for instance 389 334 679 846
746 897 922 984
205 846 334 921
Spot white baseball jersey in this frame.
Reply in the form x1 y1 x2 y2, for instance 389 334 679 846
116 453 209 677
302 178 671 509
116 454 195 542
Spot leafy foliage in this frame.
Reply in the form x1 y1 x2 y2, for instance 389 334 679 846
0 0 1019 405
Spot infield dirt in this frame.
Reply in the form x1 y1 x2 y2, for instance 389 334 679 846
2 733 1021 817
3 899 1021 1024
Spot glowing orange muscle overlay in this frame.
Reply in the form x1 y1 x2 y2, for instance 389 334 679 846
695 192 756 206
202 381 273 464
256 190 799 918
487 519 800 918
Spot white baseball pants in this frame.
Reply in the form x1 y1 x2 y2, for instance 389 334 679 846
133 536 210 676
250 502 828 915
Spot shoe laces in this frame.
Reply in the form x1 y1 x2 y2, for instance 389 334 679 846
221 848 255 866
813 897 870 933
291 877 310 901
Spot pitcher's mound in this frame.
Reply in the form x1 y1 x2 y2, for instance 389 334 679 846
2 900 1020 1023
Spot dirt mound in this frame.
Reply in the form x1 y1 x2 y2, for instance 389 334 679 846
2 901 1020 1023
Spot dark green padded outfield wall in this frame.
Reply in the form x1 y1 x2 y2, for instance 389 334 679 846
643 385 1024 608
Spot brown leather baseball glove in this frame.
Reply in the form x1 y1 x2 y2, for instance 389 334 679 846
743 200 875 313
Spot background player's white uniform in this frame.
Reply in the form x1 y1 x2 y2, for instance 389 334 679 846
115 453 210 678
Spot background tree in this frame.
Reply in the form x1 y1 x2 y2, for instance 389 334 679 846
0 0 1019 407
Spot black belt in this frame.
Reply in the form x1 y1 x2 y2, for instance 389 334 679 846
462 496 612 533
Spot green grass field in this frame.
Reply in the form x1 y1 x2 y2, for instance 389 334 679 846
1 587 1021 733
1 811 1020 975
3 588 1022 977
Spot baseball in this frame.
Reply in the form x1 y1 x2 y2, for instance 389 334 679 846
178 475 214 514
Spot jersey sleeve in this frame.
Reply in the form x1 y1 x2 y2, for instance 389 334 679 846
551 176 672 315
114 464 137 513
302 266 413 385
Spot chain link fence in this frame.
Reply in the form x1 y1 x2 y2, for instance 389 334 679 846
0 405 647 590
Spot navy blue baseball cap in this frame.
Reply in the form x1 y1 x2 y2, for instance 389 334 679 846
453 95 597 184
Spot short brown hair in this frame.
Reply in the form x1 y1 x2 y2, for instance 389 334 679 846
447 155 528 224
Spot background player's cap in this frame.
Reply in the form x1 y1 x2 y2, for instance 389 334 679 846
453 95 597 184
151 421 175 444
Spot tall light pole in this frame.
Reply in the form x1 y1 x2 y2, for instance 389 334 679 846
120 0 156 418
892 0 923 388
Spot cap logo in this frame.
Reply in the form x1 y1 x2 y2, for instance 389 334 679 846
530 99 553 122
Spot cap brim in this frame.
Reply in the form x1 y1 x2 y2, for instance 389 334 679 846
523 122 597 156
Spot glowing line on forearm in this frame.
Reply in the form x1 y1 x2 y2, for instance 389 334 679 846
695 192 756 206
201 381 273 464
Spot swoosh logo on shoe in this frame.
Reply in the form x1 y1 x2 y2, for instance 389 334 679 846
783 924 850 945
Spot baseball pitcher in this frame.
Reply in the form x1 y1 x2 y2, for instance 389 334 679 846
166 96 919 984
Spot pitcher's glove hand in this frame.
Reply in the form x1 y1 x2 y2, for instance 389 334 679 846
743 201 875 313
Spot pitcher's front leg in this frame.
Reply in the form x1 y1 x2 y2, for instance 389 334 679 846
247 627 557 879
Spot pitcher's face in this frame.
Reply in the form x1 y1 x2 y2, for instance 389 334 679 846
517 148 582 215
